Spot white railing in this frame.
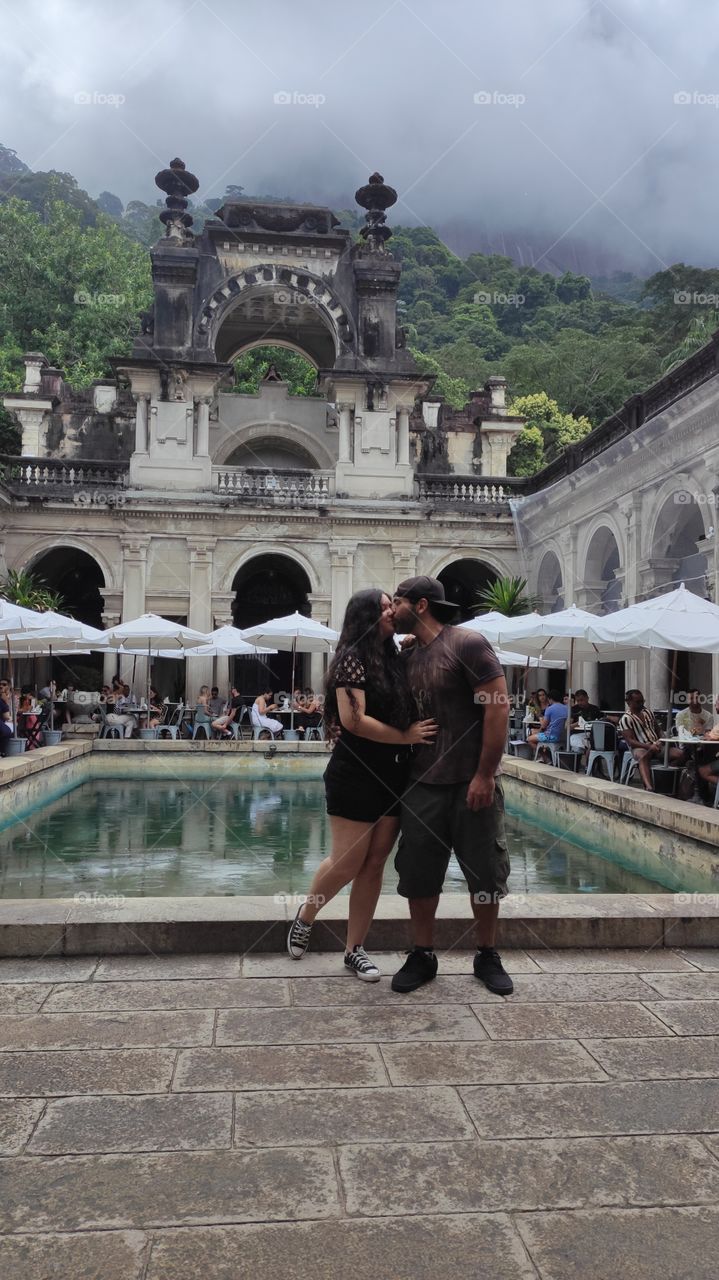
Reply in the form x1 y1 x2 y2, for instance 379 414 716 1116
417 476 519 505
213 467 335 504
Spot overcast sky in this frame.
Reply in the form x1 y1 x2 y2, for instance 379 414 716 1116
3 0 719 271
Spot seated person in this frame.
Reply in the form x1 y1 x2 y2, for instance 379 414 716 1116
697 694 719 799
251 688 283 737
194 685 214 735
675 689 713 737
18 689 41 748
208 686 225 718
295 689 323 737
620 688 683 792
144 686 165 730
212 686 243 737
0 678 14 751
526 689 568 756
569 688 601 756
105 686 136 738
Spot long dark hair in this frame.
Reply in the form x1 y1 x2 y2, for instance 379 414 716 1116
324 588 415 734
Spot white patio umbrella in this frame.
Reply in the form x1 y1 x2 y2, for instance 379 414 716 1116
459 611 545 646
587 583 719 654
1 606 108 730
102 614 212 717
495 648 566 669
183 626 277 658
496 605 642 749
240 612 338 731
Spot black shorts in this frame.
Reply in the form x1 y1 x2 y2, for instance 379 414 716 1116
395 779 510 900
324 752 409 823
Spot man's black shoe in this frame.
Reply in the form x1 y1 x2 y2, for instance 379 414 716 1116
474 947 514 995
391 947 438 993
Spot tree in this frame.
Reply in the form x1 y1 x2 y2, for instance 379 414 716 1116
506 392 592 476
475 575 535 616
231 346 319 396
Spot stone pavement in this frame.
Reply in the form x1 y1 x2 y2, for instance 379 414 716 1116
0 946 717 1279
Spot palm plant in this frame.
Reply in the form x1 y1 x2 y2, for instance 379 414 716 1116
1 569 63 612
475 575 535 617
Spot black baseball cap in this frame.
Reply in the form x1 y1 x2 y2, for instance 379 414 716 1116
394 576 458 618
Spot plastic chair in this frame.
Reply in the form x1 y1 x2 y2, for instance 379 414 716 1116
533 740 561 765
620 752 638 786
305 723 325 741
508 739 533 759
192 720 212 740
586 720 618 781
98 702 122 740
157 703 183 740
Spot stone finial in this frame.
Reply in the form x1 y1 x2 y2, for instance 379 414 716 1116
354 172 397 253
22 352 47 395
155 158 199 243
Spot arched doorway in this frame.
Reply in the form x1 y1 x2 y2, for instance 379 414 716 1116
583 526 624 711
650 494 711 694
26 546 106 686
232 553 312 695
537 551 564 613
437 559 498 622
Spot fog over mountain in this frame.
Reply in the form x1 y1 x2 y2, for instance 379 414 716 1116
3 0 719 272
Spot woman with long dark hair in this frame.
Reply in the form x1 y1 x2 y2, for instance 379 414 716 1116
287 589 436 980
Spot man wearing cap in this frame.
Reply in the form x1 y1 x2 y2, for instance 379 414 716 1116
390 576 513 995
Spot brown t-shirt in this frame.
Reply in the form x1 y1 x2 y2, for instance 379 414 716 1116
404 626 504 785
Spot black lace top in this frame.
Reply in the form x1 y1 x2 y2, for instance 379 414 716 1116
329 650 409 772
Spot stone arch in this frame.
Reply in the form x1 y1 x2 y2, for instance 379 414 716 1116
20 537 114 597
536 550 564 612
646 480 712 564
580 522 623 613
195 266 355 367
212 419 335 469
425 549 514 582
225 543 322 599
421 555 503 622
229 549 317 694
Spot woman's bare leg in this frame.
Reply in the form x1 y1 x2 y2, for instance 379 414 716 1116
346 816 399 949
298 816 374 925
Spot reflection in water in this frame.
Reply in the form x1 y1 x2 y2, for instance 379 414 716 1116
0 778 677 900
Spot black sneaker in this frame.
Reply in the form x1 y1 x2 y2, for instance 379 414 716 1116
473 947 514 995
287 906 313 960
344 945 381 982
391 947 438 993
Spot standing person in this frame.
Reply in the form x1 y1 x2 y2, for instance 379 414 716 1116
390 576 513 996
287 588 436 981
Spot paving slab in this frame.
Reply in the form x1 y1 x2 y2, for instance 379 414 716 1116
0 957 98 983
460 1078 719 1138
514 1206 719 1280
338 1135 719 1216
0 1010 213 1051
0 1230 148 1280
44 977 290 1012
243 952 405 977
0 983 52 1013
0 1148 340 1232
382 1039 606 1086
501 974 654 1003
0 1098 44 1154
473 1000 672 1040
95 954 242 981
145 1214 537 1280
582 1036 719 1080
637 971 719 999
526 948 696 972
28 1092 233 1154
644 999 719 1035
435 949 541 974
216 1005 487 1045
233 1085 473 1146
0 1048 176 1096
677 948 719 971
175 1045 387 1092
288 974 503 1006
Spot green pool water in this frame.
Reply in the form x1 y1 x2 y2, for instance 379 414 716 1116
0 776 678 899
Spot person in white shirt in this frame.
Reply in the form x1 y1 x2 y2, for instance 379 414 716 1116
675 689 713 736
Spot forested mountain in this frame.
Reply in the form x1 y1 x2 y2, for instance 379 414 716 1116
2 146 718 473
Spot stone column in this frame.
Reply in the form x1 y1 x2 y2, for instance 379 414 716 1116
195 396 211 458
134 394 150 455
101 611 121 685
307 592 332 690
329 543 355 633
391 544 419 592
396 406 410 466
186 539 216 701
337 402 353 463
213 611 234 699
120 537 149 688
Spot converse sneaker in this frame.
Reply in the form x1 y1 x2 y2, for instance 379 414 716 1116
391 947 438 993
287 906 313 960
344 945 381 982
473 947 514 995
